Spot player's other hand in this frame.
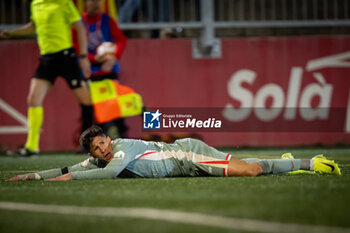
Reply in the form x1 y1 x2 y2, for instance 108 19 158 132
45 173 72 181
79 57 91 78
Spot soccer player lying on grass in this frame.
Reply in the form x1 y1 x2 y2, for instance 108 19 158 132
8 126 341 181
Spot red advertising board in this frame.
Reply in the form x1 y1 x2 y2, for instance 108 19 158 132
1 36 350 151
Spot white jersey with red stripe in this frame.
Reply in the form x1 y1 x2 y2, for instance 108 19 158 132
71 138 231 180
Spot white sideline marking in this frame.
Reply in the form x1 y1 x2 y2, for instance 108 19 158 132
0 202 349 233
346 89 350 132
0 98 27 134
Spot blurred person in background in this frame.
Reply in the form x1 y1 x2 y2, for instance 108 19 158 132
118 0 175 39
0 0 91 157
73 0 128 140
118 0 142 24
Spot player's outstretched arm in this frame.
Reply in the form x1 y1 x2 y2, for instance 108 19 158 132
7 170 67 181
45 173 72 181
58 155 131 180
7 158 100 181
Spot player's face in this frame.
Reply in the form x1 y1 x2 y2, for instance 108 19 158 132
89 136 113 162
85 0 101 15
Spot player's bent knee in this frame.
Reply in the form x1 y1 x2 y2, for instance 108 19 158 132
246 169 259 177
227 159 263 177
239 164 262 177
247 163 263 176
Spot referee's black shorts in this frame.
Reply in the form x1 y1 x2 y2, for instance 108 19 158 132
34 48 85 89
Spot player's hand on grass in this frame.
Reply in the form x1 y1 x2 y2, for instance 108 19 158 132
7 175 28 181
45 173 72 181
7 173 40 181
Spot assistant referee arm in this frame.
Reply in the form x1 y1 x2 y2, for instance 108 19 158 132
0 21 35 39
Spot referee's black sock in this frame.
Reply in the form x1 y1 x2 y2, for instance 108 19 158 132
81 104 94 133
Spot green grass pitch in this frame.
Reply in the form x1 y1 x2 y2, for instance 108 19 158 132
0 147 350 233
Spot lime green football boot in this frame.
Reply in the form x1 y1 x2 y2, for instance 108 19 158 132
313 156 341 175
281 152 294 160
312 154 325 159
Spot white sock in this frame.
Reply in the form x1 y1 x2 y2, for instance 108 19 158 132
310 159 315 171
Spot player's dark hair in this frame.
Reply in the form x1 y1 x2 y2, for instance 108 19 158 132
79 125 107 152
